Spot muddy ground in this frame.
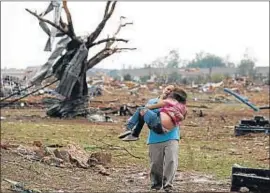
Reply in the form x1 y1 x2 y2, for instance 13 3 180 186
1 150 231 192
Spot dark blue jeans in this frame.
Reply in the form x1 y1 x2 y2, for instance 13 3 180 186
127 107 164 136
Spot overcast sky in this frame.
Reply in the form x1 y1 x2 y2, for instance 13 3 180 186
1 1 269 69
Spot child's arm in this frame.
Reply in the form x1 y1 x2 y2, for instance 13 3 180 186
178 112 184 121
175 109 187 121
180 110 188 121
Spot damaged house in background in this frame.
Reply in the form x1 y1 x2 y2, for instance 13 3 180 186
24 0 135 118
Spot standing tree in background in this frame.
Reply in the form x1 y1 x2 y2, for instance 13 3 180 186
237 48 257 77
167 71 182 83
166 49 180 68
151 57 167 83
187 52 226 79
237 58 256 77
123 74 132 81
237 59 255 77
150 49 181 83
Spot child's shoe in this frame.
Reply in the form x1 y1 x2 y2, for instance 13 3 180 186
118 129 132 139
122 134 139 141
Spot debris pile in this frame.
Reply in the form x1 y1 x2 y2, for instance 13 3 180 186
234 116 270 136
230 165 270 192
1 141 111 175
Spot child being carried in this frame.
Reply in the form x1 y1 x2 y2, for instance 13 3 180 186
120 87 187 141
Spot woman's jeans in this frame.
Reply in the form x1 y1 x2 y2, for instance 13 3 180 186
126 107 164 136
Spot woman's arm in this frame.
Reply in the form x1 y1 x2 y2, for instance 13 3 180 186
146 100 166 110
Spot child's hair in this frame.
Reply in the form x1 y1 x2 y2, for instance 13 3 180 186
169 87 187 104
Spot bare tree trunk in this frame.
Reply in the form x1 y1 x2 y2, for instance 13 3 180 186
26 1 135 118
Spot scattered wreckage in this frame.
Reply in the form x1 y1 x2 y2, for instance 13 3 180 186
224 88 270 192
230 165 270 193
224 88 270 136
235 116 270 136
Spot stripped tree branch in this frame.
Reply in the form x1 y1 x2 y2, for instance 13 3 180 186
59 16 69 31
87 48 112 69
113 47 137 53
62 0 76 37
106 1 117 20
121 22 133 27
114 16 133 37
87 47 136 69
88 38 128 48
99 16 133 48
26 8 67 34
104 1 111 18
86 1 117 46
25 8 80 42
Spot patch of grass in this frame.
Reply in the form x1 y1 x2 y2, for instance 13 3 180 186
1 118 268 180
1 121 150 166
84 145 101 151
179 138 268 179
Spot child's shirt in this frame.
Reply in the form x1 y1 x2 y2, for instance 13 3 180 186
160 99 187 126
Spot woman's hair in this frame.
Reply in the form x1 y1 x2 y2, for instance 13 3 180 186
169 87 187 104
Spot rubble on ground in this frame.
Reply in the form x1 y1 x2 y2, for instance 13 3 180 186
1 76 269 123
1 141 112 175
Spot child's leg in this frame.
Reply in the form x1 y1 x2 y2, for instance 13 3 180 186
131 113 145 137
122 114 145 141
143 110 165 134
125 107 144 130
122 107 150 141
119 107 145 139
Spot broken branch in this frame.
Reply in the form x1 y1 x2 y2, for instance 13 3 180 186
187 104 209 109
91 99 119 103
107 1 117 19
87 48 113 69
121 22 133 27
114 18 133 37
87 47 136 69
100 17 133 49
113 47 137 53
88 38 129 48
59 17 69 32
86 1 117 46
62 0 76 37
104 1 111 18
25 8 68 35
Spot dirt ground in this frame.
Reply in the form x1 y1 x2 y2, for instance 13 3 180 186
1 86 270 192
1 150 231 192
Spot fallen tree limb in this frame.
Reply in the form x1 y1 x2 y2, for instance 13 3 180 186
90 99 119 103
187 104 209 109
184 124 199 127
93 138 142 159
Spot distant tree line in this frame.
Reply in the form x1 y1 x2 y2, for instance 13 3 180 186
119 48 267 84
